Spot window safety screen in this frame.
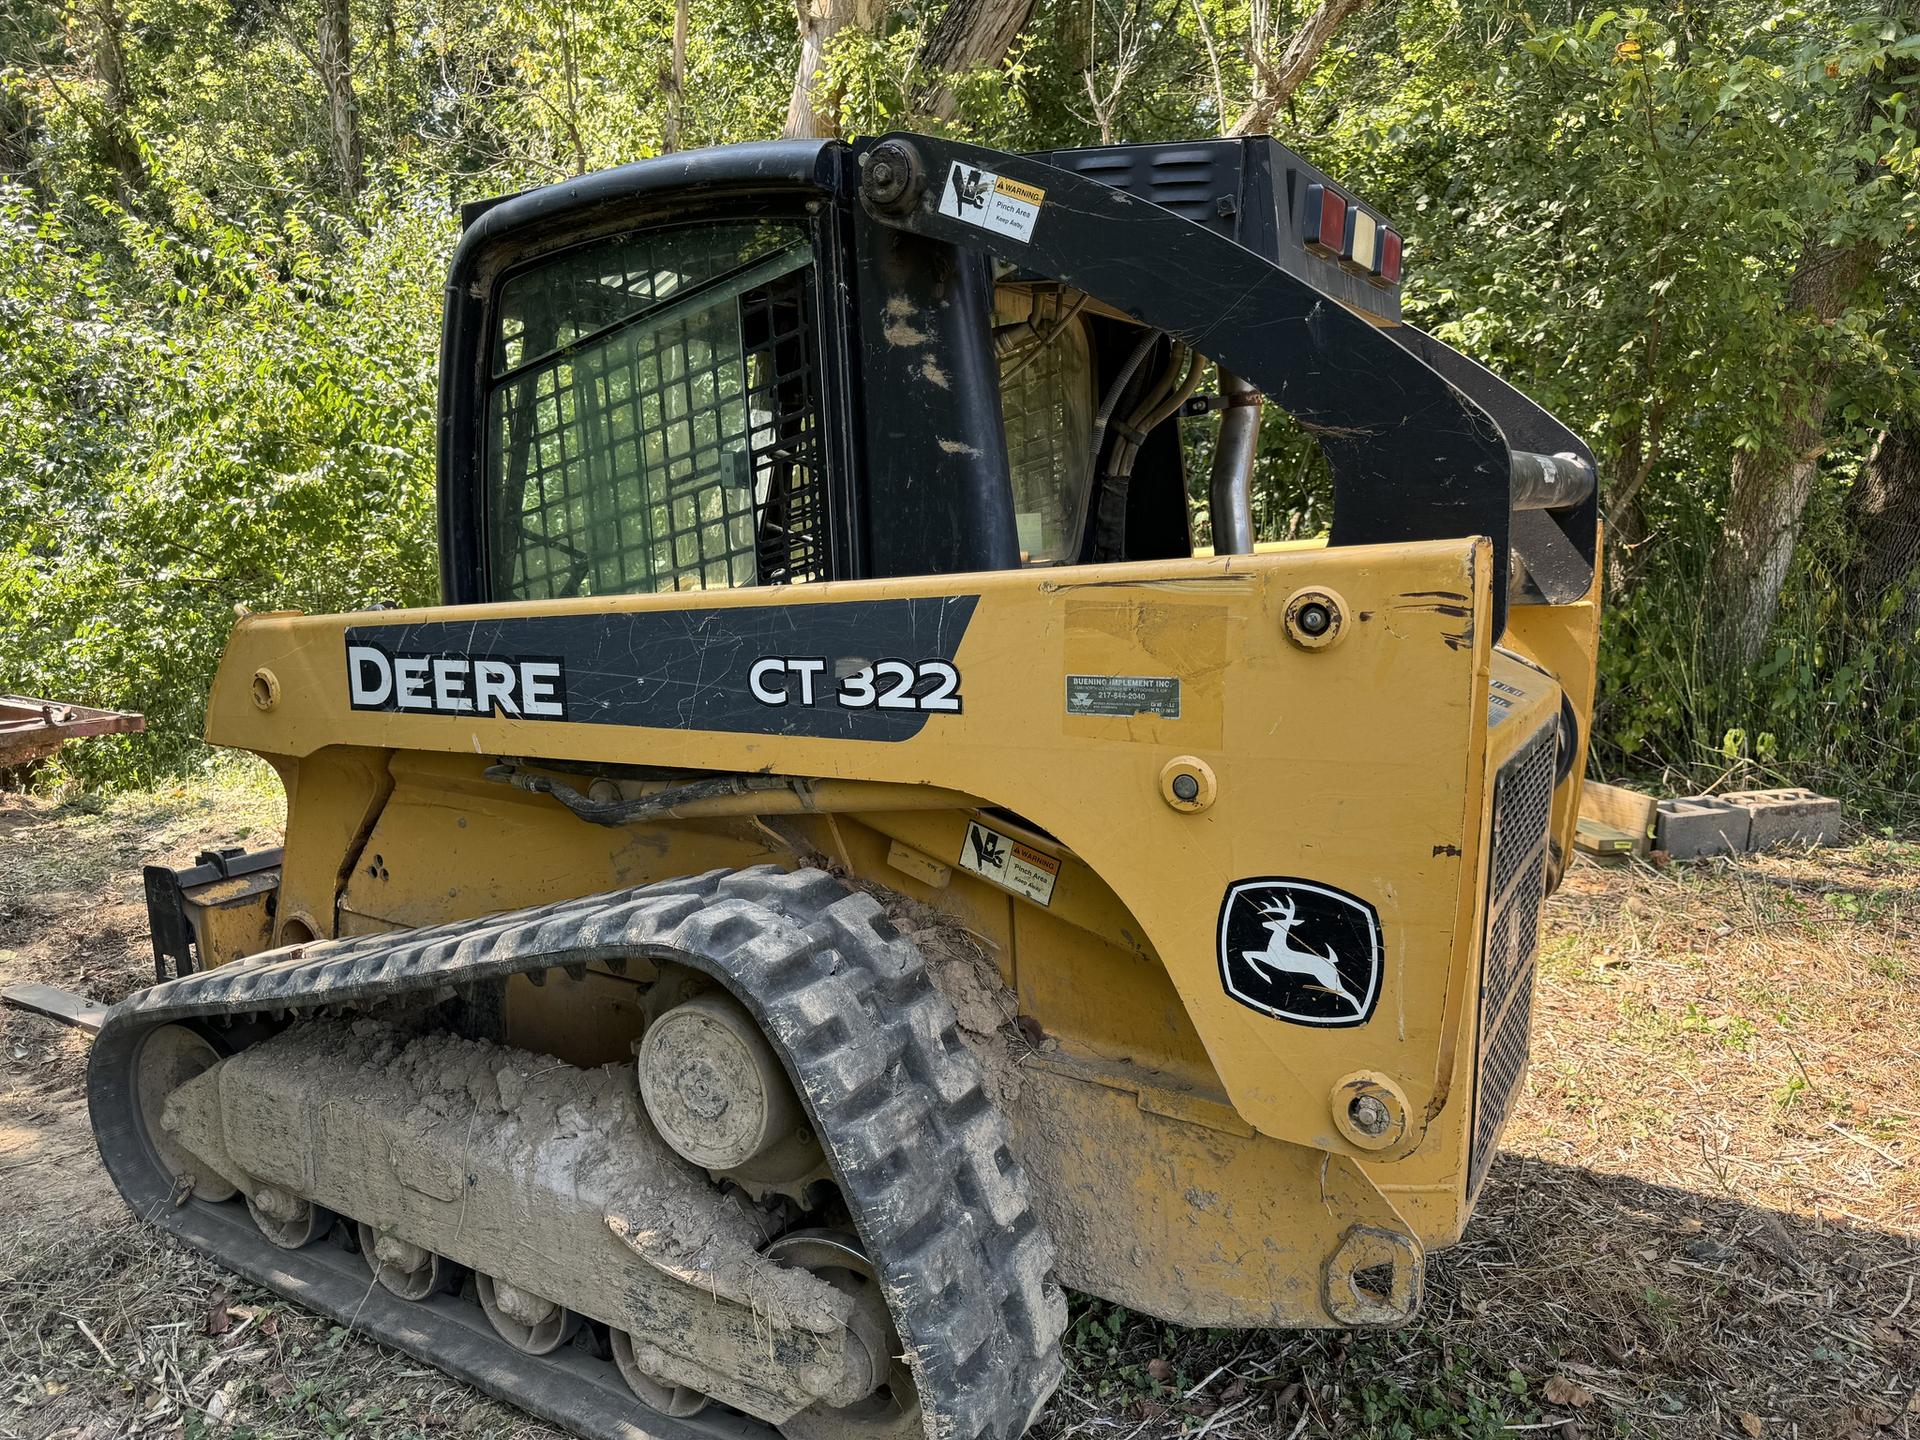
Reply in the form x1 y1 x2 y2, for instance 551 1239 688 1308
486 221 827 600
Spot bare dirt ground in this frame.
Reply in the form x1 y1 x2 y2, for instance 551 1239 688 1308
1 769 1914 1440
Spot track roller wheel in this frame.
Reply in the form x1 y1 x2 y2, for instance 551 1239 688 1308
245 1186 330 1249
637 990 822 1193
355 1223 451 1300
131 1024 236 1203
609 1328 709 1418
767 1230 920 1440
475 1274 579 1356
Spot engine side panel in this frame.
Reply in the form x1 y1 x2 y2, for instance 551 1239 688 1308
206 544 1500 1166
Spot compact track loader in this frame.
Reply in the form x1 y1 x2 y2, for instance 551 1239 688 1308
90 132 1602 1440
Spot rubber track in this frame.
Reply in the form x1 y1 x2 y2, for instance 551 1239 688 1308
88 866 1067 1440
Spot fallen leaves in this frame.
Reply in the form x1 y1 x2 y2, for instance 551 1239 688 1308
1543 1375 1597 1407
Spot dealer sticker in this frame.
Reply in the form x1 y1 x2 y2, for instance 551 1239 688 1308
1066 674 1181 719
937 161 1045 242
958 820 1060 906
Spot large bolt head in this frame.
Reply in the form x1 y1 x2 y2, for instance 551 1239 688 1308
492 1279 559 1328
251 1185 302 1222
1283 586 1348 650
1348 1093 1392 1136
374 1232 429 1273
861 141 925 214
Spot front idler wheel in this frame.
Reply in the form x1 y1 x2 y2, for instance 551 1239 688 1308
610 1328 709 1417
355 1222 452 1300
636 990 824 1196
131 1024 237 1203
767 1230 921 1440
476 1273 579 1355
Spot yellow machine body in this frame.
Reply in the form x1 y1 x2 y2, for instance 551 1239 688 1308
195 535 1598 1330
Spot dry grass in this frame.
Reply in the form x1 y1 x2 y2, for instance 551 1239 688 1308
0 768 566 1440
0 758 284 1004
1 778 1915 1439
0 1226 560 1440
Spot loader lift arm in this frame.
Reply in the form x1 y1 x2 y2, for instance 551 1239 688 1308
850 133 1597 631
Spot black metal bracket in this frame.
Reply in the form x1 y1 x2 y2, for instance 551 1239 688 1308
143 847 286 983
854 132 1601 629
435 132 1598 624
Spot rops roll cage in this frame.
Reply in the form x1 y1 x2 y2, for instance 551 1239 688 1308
439 133 1597 636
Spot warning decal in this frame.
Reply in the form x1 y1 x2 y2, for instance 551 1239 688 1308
937 161 1045 243
958 820 1060 906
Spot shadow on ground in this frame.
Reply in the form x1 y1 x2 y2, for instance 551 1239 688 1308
1042 1155 1915 1440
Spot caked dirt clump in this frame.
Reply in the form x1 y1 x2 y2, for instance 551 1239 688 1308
250 1016 836 1333
859 882 1040 1111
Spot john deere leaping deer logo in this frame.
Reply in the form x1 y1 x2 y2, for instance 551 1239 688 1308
1217 878 1382 1027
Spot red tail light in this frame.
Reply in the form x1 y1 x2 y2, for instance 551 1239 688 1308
1303 184 1346 256
1375 229 1402 285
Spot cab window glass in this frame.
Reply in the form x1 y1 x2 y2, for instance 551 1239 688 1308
486 221 826 599
995 288 1094 565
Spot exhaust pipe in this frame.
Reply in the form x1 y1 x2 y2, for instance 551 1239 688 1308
1208 370 1261 555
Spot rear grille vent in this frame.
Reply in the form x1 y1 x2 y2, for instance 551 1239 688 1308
1027 144 1239 233
1468 720 1557 1198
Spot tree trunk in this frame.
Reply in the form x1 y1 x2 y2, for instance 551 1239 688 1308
314 0 365 198
0 89 29 184
1598 313 1668 597
1602 422 1655 597
914 0 1037 120
1706 0 1914 665
85 0 145 197
1710 246 1876 664
783 0 887 138
662 0 689 152
550 1 588 173
1846 421 1920 629
383 0 398 153
1225 0 1370 135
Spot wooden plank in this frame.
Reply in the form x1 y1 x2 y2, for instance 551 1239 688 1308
1575 817 1637 858
1579 780 1659 854
1 982 107 1033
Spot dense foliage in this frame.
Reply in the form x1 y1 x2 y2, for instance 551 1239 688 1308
0 0 1915 809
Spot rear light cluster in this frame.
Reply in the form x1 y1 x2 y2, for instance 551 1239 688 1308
1302 182 1401 287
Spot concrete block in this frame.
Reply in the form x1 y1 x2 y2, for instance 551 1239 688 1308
1722 789 1843 850
1654 796 1751 859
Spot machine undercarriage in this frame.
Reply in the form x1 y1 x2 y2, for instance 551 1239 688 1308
93 868 1066 1440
